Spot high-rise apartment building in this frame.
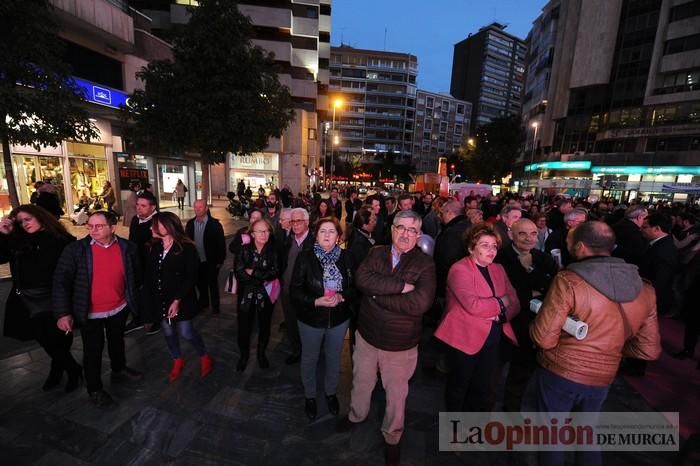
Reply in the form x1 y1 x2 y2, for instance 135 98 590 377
521 1 560 155
328 46 417 179
450 23 527 132
525 0 700 201
412 90 472 173
132 0 331 194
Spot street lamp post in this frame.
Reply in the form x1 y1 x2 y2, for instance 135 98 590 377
329 98 342 189
526 121 539 194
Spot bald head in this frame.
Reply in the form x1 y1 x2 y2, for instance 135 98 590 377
440 199 464 223
567 221 616 260
193 199 208 219
510 218 538 253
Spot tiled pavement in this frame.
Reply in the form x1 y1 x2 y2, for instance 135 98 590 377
0 203 687 465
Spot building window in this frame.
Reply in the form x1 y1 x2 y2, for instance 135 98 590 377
426 97 434 108
440 121 448 133
457 104 465 114
454 124 463 136
442 100 450 112
670 0 700 22
664 33 700 55
292 4 319 18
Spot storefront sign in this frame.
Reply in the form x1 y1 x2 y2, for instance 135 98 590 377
592 166 700 175
229 153 279 171
599 123 700 140
72 77 129 109
118 168 149 190
525 161 592 172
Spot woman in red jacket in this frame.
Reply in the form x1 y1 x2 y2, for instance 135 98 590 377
434 223 519 411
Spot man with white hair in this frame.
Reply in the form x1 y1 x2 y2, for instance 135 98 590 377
545 207 588 268
280 207 315 364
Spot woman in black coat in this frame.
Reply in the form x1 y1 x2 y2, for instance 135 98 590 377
234 218 279 371
291 217 353 421
146 212 213 382
0 204 81 392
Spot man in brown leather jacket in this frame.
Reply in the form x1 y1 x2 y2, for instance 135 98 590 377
530 221 661 466
338 210 436 466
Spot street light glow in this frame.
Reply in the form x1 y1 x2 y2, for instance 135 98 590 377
531 121 539 128
333 98 343 109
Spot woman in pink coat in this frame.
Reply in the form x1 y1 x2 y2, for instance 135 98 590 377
434 223 519 411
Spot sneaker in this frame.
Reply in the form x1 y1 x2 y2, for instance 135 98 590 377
123 321 144 335
89 390 116 408
111 367 144 383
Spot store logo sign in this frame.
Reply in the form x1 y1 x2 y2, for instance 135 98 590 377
92 86 112 105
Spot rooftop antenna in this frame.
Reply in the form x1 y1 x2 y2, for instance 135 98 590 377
384 27 387 51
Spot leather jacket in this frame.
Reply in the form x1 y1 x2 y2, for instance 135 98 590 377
290 249 353 328
530 257 662 387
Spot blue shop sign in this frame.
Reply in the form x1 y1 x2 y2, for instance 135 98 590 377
72 77 129 109
591 166 700 175
525 161 592 172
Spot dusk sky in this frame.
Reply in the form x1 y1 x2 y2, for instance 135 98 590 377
331 0 545 93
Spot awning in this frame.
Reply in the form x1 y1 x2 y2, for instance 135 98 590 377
662 184 700 193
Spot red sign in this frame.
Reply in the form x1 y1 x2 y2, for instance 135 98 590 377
118 168 149 190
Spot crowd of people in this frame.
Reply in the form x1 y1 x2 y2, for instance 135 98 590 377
3 184 700 465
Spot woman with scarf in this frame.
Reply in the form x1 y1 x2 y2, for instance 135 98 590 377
234 218 279 371
291 217 353 421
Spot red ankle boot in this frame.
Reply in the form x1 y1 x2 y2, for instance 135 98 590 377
168 357 185 382
200 354 214 378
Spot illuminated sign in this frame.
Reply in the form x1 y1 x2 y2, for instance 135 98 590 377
71 77 129 109
525 161 592 172
591 166 700 175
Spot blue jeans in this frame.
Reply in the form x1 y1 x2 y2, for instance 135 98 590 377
160 319 207 359
298 320 349 398
535 366 609 466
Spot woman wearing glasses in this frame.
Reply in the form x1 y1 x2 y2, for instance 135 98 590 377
434 223 519 412
234 218 279 371
145 212 214 382
291 217 353 420
0 205 82 392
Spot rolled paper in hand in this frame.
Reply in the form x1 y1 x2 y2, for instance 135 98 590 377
530 299 588 340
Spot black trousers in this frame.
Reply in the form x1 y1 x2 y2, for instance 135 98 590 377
33 313 80 376
502 344 537 412
80 308 129 393
683 306 700 354
237 302 273 357
196 261 221 312
445 322 501 412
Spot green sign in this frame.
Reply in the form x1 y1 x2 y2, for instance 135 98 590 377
591 166 700 175
525 161 592 172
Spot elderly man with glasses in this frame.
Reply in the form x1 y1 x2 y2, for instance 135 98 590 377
337 210 436 466
280 208 315 364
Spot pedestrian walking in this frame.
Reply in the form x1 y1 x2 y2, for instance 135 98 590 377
145 212 214 382
0 205 82 393
54 211 143 408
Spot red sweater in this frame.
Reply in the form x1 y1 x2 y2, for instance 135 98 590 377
90 242 126 315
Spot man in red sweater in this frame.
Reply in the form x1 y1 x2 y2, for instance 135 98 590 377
54 212 143 408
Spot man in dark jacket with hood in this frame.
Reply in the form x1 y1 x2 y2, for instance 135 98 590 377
338 210 436 466
531 221 661 466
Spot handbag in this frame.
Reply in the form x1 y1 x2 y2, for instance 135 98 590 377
17 288 53 317
224 269 237 294
3 290 35 341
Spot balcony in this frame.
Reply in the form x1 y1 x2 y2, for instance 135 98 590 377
52 0 134 51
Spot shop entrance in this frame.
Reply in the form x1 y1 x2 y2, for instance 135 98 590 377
158 163 190 208
12 155 67 209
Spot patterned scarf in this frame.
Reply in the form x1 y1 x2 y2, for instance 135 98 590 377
313 242 343 292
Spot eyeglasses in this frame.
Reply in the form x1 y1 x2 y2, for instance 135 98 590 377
476 242 498 251
87 224 109 230
392 224 420 236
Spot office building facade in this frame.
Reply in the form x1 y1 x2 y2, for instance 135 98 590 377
525 0 700 202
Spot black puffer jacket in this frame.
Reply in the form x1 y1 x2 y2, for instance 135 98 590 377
234 242 279 313
291 248 353 328
52 236 141 327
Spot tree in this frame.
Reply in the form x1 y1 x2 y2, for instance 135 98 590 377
125 0 294 201
0 0 98 208
459 116 524 184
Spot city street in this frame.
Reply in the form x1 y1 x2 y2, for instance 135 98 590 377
0 222 684 465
